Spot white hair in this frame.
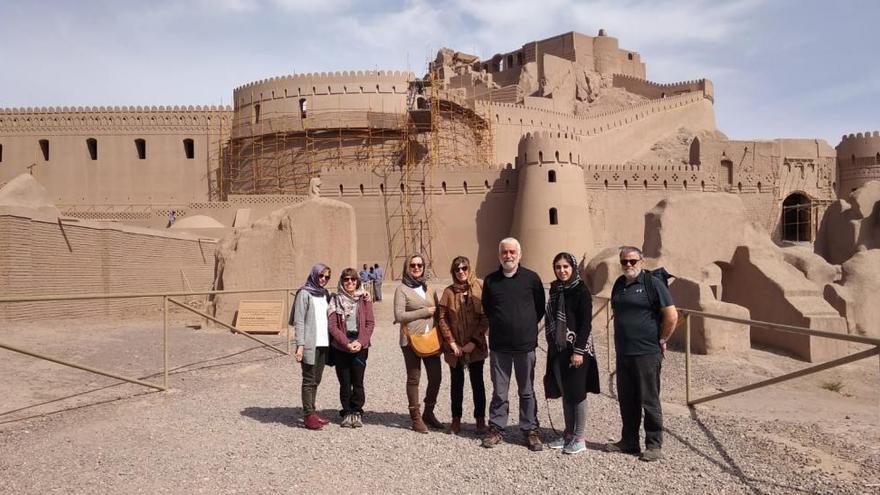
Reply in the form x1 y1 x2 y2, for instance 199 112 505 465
498 237 521 254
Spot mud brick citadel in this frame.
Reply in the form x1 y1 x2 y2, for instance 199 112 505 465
2 31 879 362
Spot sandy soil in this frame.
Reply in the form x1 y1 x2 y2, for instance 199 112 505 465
1 284 878 494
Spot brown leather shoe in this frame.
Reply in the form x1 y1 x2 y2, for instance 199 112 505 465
481 426 503 448
409 407 428 434
525 429 543 451
448 417 461 435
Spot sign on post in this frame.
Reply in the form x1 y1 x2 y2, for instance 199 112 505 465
236 300 285 334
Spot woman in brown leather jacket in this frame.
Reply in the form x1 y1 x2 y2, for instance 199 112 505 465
438 256 489 435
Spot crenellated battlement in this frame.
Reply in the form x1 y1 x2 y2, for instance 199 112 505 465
517 130 583 166
0 105 232 114
612 74 706 90
0 105 232 133
233 70 416 93
840 131 880 142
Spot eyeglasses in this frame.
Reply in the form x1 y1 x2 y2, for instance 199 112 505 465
620 259 641 266
455 266 469 273
409 263 424 268
342 277 358 282
318 273 332 280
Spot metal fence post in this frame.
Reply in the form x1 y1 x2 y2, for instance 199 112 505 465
685 314 691 406
163 295 169 390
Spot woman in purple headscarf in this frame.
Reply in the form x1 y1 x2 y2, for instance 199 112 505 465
289 263 333 430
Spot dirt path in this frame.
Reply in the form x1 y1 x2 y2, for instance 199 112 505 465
1 287 878 494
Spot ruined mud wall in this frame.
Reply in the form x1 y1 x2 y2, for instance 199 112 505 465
0 213 216 322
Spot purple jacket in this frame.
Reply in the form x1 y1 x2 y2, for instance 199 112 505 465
328 297 375 352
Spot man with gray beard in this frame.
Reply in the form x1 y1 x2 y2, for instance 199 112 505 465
480 238 546 451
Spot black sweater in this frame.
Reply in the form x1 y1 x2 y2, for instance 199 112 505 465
482 266 545 352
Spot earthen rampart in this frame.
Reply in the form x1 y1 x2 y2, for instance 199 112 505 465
612 74 713 102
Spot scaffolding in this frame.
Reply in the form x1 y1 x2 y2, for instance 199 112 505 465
219 63 494 279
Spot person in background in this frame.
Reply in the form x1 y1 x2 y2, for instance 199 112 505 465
544 252 599 455
328 268 375 428
438 255 489 435
290 263 333 430
373 263 384 302
393 253 444 433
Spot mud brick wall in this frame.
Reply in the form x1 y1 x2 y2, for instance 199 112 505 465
0 214 216 322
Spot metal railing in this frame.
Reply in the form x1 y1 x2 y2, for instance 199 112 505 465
0 288 295 402
595 295 880 406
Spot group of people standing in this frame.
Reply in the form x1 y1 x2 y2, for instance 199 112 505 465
290 238 677 462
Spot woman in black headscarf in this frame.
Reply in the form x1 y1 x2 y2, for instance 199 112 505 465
543 252 599 455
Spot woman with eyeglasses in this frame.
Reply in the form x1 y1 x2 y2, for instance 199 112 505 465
290 263 333 430
543 252 600 455
438 256 489 435
393 253 444 433
327 268 375 428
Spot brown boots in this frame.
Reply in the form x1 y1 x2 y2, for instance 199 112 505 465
448 417 461 435
422 403 445 430
409 406 428 434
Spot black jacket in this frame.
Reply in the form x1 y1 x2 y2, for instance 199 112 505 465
482 265 545 352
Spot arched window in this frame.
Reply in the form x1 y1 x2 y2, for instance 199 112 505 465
555 151 560 161
253 103 261 124
720 159 733 188
86 138 97 160
624 180 629 189
548 170 556 183
39 139 50 161
0 143 3 162
689 137 701 165
183 138 194 159
538 151 543 162
549 208 558 225
379 183 385 194
135 138 146 159
463 181 468 194
782 193 812 241
441 181 447 193
359 184 364 195
339 184 344 195
299 98 308 118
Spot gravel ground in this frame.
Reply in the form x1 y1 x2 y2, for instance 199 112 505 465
1 284 878 494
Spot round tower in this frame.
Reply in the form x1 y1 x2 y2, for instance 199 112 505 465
510 131 592 281
592 29 621 75
836 131 880 196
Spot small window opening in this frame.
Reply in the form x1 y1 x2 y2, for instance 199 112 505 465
253 103 261 124
0 143 4 162
86 138 97 160
549 208 558 225
782 193 812 242
299 98 307 118
517 52 524 66
463 181 468 194
548 170 556 182
135 139 146 159
339 184 344 195
628 53 634 60
183 138 194 159
507 55 513 69
39 139 49 161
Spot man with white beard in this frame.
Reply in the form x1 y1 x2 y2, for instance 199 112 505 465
480 238 546 451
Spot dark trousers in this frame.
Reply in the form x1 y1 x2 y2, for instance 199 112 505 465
488 350 538 431
449 359 486 419
332 347 369 416
401 345 442 408
616 352 663 449
301 347 328 415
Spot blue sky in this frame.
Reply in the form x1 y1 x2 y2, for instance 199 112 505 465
0 0 876 144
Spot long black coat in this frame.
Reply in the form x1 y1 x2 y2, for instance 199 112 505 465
543 281 600 403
